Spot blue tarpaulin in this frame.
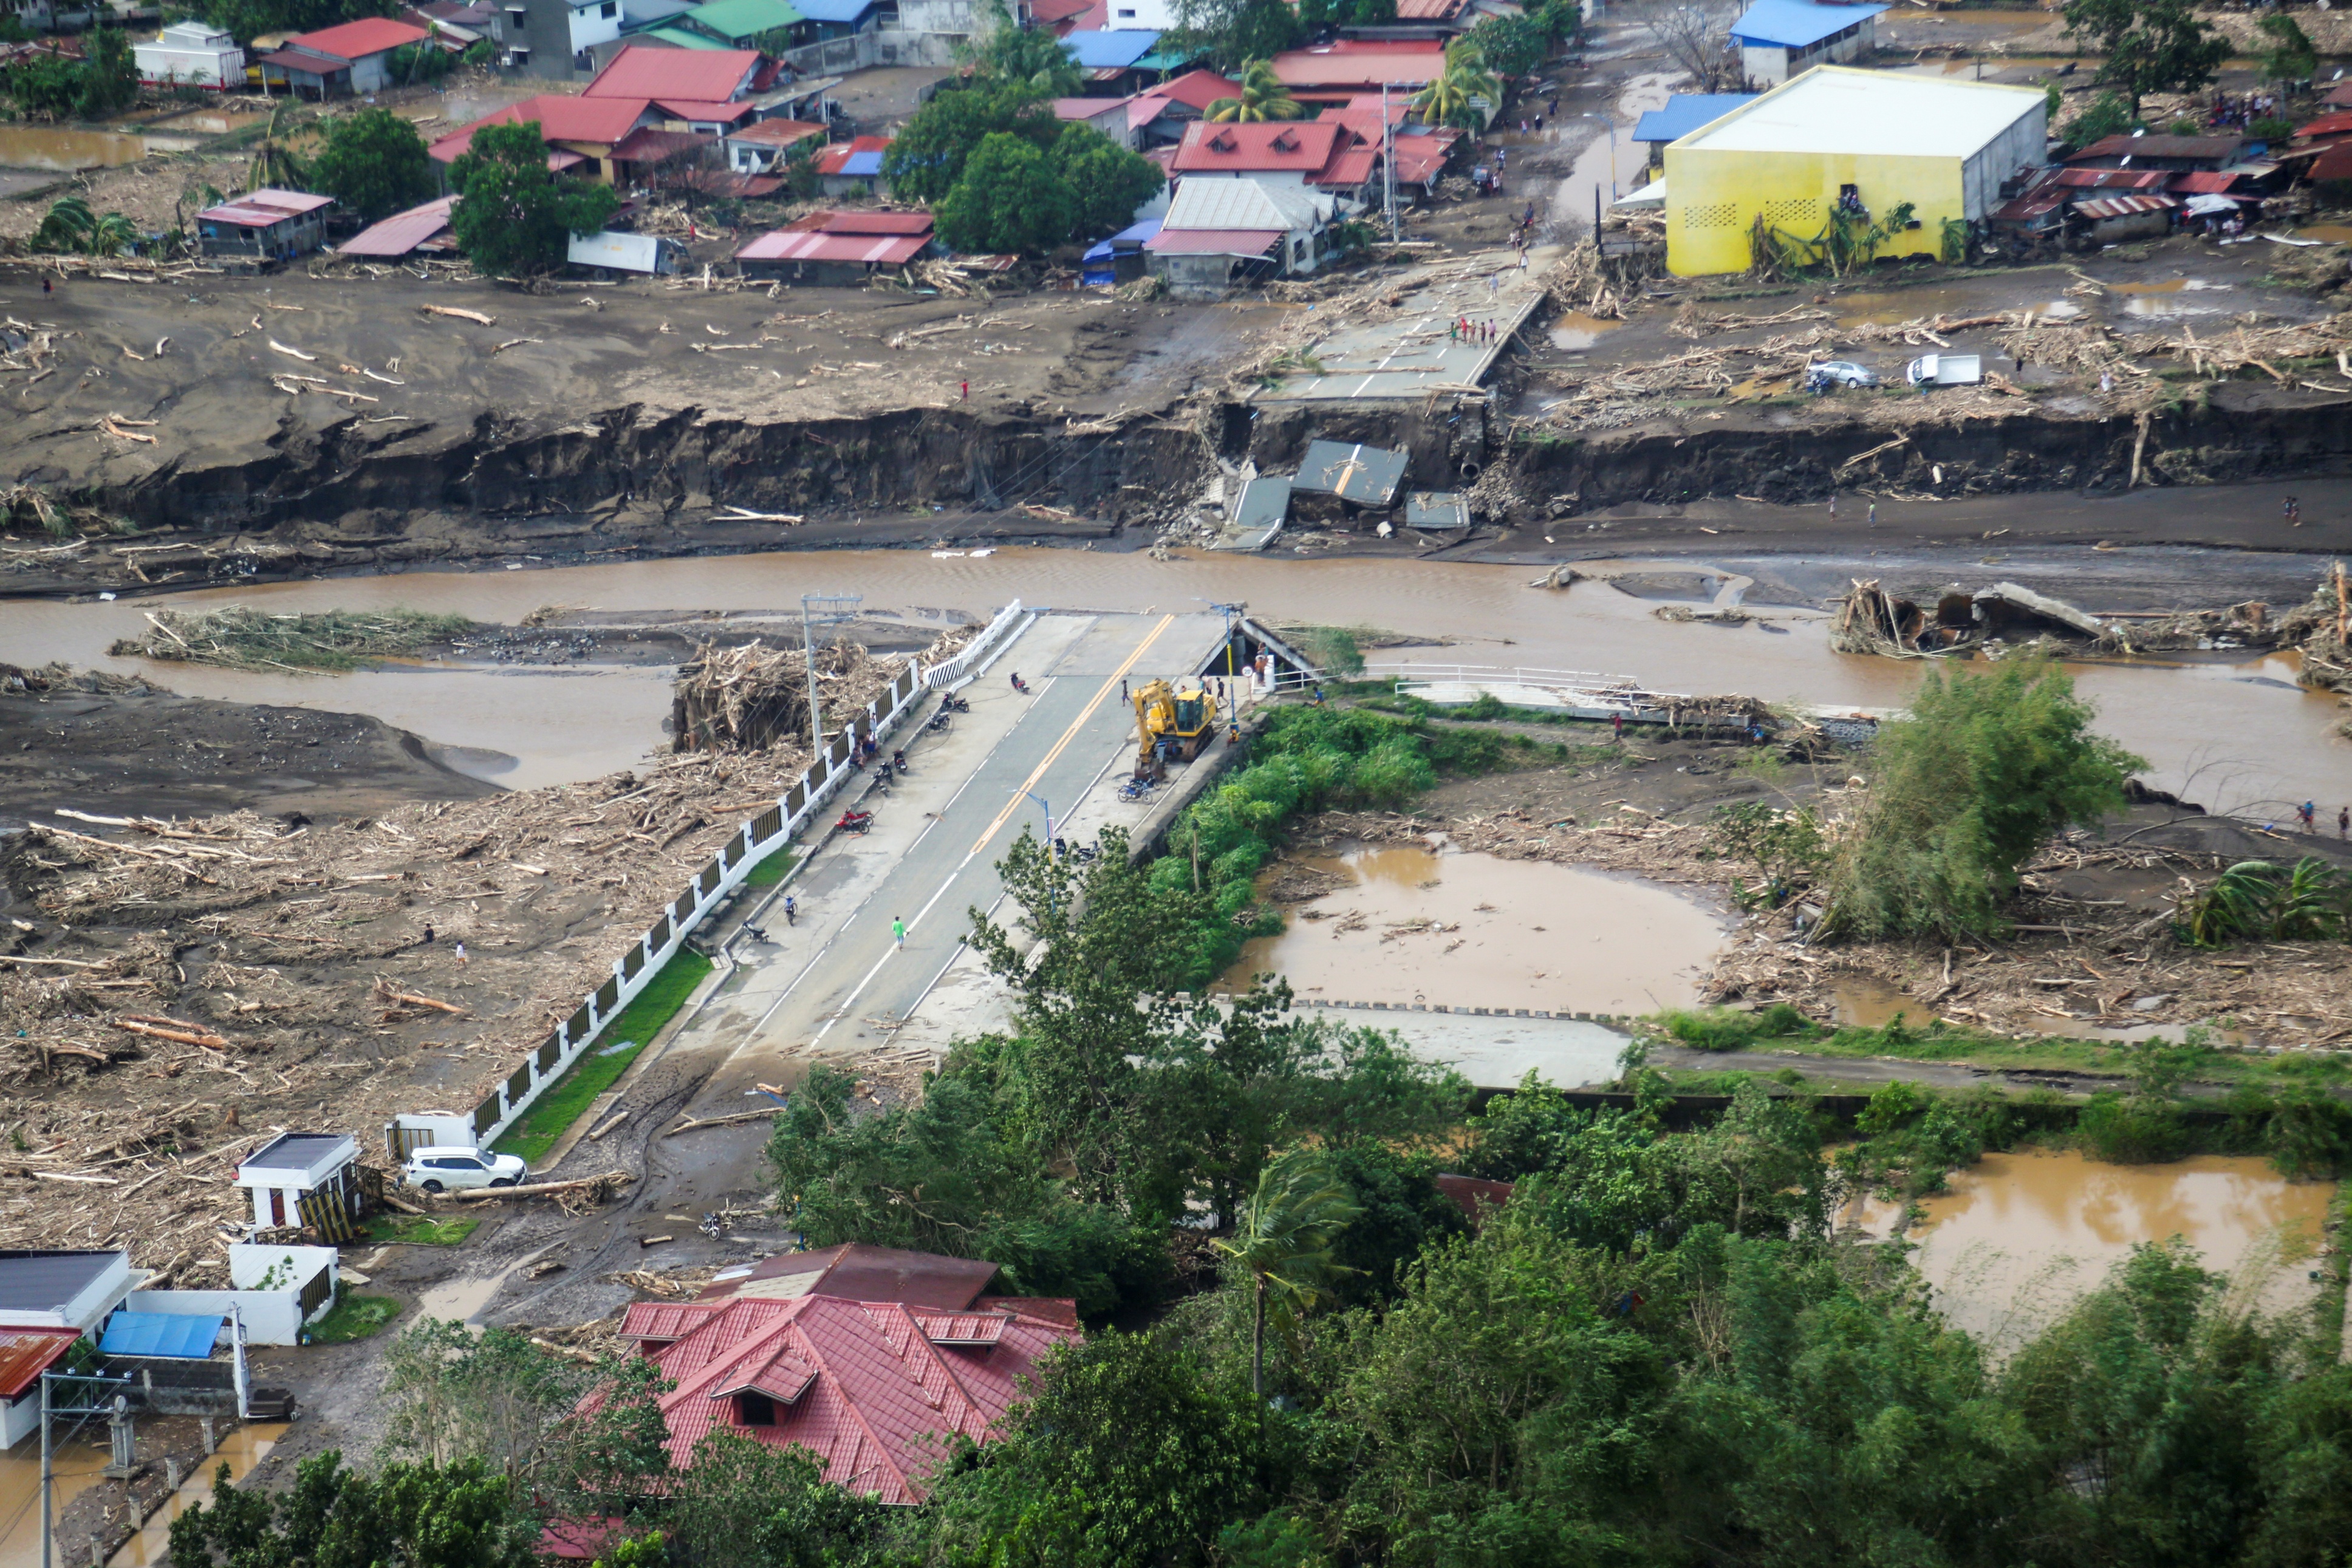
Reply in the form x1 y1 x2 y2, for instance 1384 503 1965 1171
838 149 884 176
1729 0 1885 48
101 1311 224 1358
1060 29 1160 69
1083 217 1163 260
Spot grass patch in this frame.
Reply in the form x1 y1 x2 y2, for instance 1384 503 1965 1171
308 1293 400 1344
106 606 474 673
742 849 796 890
359 1212 481 1247
491 948 714 1165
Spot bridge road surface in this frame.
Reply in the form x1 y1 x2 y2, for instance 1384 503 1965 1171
676 608 1232 1121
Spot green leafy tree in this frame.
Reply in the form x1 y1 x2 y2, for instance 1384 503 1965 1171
448 120 620 278
2063 88 2139 150
2257 12 2317 87
1465 12 1549 77
880 83 1059 205
1825 661 2142 939
662 1431 887 1568
1169 0 1302 72
75 25 139 120
6 52 85 119
1204 57 1304 122
911 1331 1271 1568
1048 124 1166 239
934 130 1077 256
968 0 1086 95
1213 1148 1363 1397
168 1451 540 1568
308 106 434 222
32 194 95 252
1411 38 1502 131
201 0 401 45
2061 0 2230 112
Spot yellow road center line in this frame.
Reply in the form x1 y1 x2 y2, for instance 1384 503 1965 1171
968 614 1174 857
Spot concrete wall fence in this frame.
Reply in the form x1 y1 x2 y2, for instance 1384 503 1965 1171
400 602 1029 1161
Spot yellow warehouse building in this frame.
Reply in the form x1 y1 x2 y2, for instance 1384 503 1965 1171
1663 66 2048 278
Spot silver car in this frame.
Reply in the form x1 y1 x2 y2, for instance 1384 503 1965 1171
1806 360 1879 390
402 1147 527 1193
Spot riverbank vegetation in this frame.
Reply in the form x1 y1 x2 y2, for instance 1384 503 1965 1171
107 605 474 672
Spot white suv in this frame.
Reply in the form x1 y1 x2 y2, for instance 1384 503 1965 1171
402 1147 527 1193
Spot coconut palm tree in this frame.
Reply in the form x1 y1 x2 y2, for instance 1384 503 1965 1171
248 100 307 193
1204 59 1305 123
1211 1150 1362 1399
1411 39 1502 131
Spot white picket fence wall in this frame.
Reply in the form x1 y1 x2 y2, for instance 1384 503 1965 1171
456 601 1028 1153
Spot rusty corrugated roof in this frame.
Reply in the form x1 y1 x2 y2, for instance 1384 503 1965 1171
0 1328 83 1399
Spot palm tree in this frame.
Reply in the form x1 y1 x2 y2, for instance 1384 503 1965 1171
1205 59 1304 123
248 100 307 193
1411 39 1502 131
1211 1150 1362 1399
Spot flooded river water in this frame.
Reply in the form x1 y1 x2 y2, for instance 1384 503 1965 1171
1854 1148 2333 1349
2 544 2345 805
1220 843 1726 1014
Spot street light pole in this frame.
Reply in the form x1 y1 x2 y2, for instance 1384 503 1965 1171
799 592 862 759
1381 81 1400 244
1020 790 1055 913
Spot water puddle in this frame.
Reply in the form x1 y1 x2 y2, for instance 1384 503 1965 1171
2294 224 2352 245
1554 72 1678 230
1550 312 1621 351
106 1425 286 1568
0 1442 108 1568
0 126 147 172
1220 842 1727 1015
414 1241 560 1328
1849 1148 2330 1348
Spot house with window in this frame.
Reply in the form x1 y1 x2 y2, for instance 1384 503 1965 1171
1146 175 1339 296
601 1252 1080 1504
1169 117 1381 206
134 21 245 88
813 133 892 194
263 16 431 94
1119 67 1242 147
1728 0 1885 87
196 188 335 263
735 210 932 282
431 94 658 181
235 1131 363 1240
726 116 826 172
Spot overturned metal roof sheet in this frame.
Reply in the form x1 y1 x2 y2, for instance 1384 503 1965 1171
1405 490 1469 530
1294 440 1407 507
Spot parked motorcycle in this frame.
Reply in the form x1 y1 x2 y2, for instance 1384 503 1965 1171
941 695 970 714
835 809 873 834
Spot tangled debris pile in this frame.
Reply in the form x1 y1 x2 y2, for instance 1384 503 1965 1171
1829 566 2352 694
0 628 966 1281
108 607 476 672
668 626 965 754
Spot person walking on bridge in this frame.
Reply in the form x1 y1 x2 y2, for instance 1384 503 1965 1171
892 915 906 949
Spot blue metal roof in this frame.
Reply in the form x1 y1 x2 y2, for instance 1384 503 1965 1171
1084 219 1161 259
839 149 884 176
1730 0 1885 48
787 0 871 19
101 1311 223 1358
1631 93 1757 145
1060 29 1160 69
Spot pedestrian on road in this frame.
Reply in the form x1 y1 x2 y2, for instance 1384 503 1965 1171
784 895 796 925
455 942 468 966
2339 806 2348 840
1612 711 1624 742
2286 495 2302 526
1548 95 1559 116
1121 677 1129 702
1534 114 1544 132
2299 800 2317 831
1867 500 1878 526
43 278 51 296
1828 493 1838 519
960 380 969 400
421 924 434 947
892 916 906 948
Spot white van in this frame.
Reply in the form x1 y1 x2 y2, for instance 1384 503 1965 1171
567 230 687 281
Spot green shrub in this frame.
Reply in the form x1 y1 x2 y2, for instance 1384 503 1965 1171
2077 1091 2190 1164
1656 1003 1814 1052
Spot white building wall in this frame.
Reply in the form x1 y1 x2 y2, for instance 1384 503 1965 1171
134 42 247 86
569 0 623 53
1958 100 2046 220
1102 0 1177 27
897 0 980 33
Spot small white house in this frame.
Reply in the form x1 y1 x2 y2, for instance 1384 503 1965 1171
134 21 246 89
0 1250 142 1334
121 1244 341 1348
0 1328 84 1448
235 1131 361 1239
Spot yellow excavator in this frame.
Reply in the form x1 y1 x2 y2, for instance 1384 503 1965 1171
1133 678 1219 778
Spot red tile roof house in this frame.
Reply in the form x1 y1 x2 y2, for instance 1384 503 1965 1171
734 210 935 285
259 17 431 96
1171 118 1382 206
1268 40 1448 110
429 44 776 183
430 94 659 183
586 1246 1082 1507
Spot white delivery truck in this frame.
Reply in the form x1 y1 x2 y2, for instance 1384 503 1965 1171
566 230 687 281
1905 353 1982 388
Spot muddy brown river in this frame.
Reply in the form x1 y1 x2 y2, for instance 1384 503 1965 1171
1853 1148 2332 1349
2 546 2345 805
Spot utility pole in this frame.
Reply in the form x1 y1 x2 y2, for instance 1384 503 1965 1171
1381 81 1400 243
799 593 862 758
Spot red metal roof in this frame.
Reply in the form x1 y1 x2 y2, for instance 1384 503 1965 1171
782 210 933 234
2071 194 2178 219
431 95 651 160
1143 227 1281 255
617 1294 1082 1505
1315 145 1379 188
693 1242 983 1305
1389 132 1451 183
258 46 349 74
0 1328 81 1400
1432 1173 1514 1224
586 42 760 103
1147 67 1243 112
1028 0 1093 23
337 194 456 256
652 98 756 124
2292 112 2352 141
1270 41 1446 92
621 1300 728 1343
2169 170 2242 194
2065 134 2243 164
2311 145 2352 182
1989 192 2065 223
2051 166 2170 191
731 117 825 146
1174 119 1345 174
197 188 335 227
287 16 429 58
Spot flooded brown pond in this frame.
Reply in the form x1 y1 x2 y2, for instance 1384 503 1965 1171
4 543 2347 802
0 1440 106 1568
1853 1148 2332 1348
106 1423 286 1568
1219 842 1728 1015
